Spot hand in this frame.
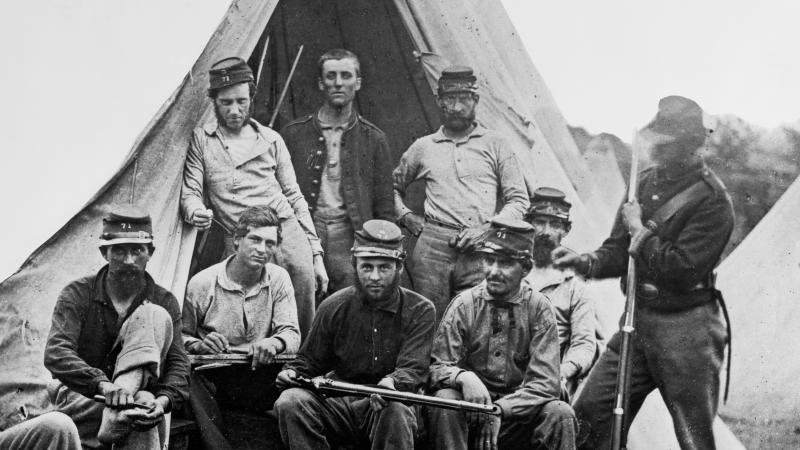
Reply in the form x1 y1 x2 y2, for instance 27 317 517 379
191 208 214 230
98 381 136 409
477 414 501 450
400 212 424 237
249 337 283 370
551 247 591 276
198 332 230 354
370 377 395 413
313 254 329 297
456 371 492 425
451 222 491 252
621 201 644 235
129 395 167 431
276 369 299 389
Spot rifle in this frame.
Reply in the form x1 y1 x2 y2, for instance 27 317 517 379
297 376 501 416
610 131 642 450
268 44 304 128
189 353 296 371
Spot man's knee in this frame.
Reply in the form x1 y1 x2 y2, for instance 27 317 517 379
381 401 415 422
542 400 576 423
432 388 463 401
35 412 81 441
274 388 317 415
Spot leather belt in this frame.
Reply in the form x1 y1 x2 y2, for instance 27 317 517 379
424 217 464 231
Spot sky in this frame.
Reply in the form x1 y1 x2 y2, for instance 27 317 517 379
0 0 798 280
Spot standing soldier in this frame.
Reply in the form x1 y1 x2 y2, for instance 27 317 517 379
428 218 577 450
281 49 394 294
554 96 733 449
523 187 600 398
393 66 528 321
181 57 328 336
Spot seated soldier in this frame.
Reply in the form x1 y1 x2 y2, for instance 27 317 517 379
428 218 578 450
182 205 301 449
523 188 600 398
44 208 190 449
273 220 436 450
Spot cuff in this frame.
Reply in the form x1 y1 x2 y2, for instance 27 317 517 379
154 391 175 413
93 374 112 396
560 361 580 379
183 337 202 354
628 228 655 256
494 397 512 419
449 369 467 389
273 336 287 354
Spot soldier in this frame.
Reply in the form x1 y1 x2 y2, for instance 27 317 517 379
45 208 190 449
523 187 599 397
428 218 578 450
182 205 301 449
181 56 327 337
554 96 734 449
281 49 394 294
393 66 528 321
274 220 436 450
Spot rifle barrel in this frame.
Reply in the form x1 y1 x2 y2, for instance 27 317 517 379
305 377 501 416
189 353 296 366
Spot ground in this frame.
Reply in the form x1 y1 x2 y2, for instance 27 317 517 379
724 414 800 449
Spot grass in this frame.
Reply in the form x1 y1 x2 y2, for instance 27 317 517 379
722 414 800 449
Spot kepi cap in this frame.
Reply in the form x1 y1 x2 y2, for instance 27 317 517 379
99 207 153 247
438 65 478 95
476 217 534 261
527 187 571 222
640 95 707 145
209 57 254 91
351 220 405 261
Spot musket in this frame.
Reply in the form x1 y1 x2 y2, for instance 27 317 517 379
297 376 501 416
268 45 304 128
189 353 296 371
611 131 642 450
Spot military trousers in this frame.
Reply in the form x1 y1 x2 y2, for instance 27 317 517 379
0 412 81 450
313 215 356 295
427 388 577 450
409 222 485 322
573 300 727 450
274 387 417 450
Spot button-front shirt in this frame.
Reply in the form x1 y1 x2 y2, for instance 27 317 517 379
315 112 355 219
44 266 190 409
526 267 597 378
181 118 322 254
393 124 529 227
286 286 436 393
182 257 301 354
430 281 561 418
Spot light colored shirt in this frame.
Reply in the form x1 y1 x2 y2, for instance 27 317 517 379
315 114 351 219
181 118 322 254
430 280 561 418
181 256 301 354
393 124 529 227
526 267 597 379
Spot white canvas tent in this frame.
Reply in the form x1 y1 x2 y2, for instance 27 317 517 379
717 176 800 422
0 1 742 447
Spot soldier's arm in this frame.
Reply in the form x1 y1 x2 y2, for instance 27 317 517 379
561 280 597 378
386 298 436 392
494 141 529 221
180 130 208 223
269 269 301 354
373 130 396 221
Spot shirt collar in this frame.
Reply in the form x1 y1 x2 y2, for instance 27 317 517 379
216 255 270 292
92 264 156 306
360 287 402 314
525 267 573 292
431 122 487 143
316 108 358 132
202 118 276 144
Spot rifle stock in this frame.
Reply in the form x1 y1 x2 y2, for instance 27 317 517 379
297 376 501 416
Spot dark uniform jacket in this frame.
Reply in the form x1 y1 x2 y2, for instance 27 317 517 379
588 161 734 311
44 266 190 410
280 112 395 230
285 285 436 393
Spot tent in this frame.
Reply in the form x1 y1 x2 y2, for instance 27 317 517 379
0 0 742 447
581 134 626 208
717 175 800 422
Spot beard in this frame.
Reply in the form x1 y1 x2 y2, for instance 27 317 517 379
440 108 476 132
355 271 402 302
214 103 251 131
532 234 558 268
108 267 146 297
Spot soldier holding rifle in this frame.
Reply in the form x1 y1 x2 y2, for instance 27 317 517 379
428 218 578 450
182 205 300 449
274 219 436 450
554 96 733 450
